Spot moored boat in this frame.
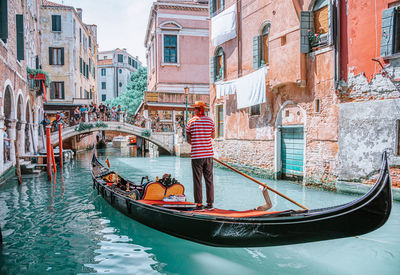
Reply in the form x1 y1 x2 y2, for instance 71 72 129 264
90 151 392 247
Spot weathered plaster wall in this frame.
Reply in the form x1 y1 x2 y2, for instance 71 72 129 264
338 99 400 181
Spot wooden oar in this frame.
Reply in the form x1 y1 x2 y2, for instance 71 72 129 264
213 157 309 210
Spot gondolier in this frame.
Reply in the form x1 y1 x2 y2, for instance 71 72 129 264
186 101 215 210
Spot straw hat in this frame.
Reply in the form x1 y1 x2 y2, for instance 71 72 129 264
190 101 209 109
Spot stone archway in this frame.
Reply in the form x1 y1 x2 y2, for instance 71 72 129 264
274 101 307 181
2 85 16 164
16 93 26 155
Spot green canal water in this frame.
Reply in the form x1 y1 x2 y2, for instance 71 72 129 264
0 147 399 275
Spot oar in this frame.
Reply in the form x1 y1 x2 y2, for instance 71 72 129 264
213 157 309 210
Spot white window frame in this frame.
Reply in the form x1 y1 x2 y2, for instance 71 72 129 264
161 32 180 67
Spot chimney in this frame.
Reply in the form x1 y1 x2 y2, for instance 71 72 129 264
76 8 82 19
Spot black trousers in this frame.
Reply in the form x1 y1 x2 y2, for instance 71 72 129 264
191 157 214 204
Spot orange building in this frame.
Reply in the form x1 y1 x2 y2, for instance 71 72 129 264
209 0 339 186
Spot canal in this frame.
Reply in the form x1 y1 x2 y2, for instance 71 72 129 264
0 147 399 274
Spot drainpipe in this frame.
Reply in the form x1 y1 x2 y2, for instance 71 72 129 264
334 0 341 90
292 0 307 87
237 0 242 77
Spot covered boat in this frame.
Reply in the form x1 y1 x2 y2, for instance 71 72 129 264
90 151 392 247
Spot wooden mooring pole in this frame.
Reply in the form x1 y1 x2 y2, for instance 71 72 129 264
51 145 57 174
58 123 63 168
14 140 22 185
46 126 52 181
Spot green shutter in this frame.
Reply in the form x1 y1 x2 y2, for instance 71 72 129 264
210 0 214 16
57 15 61 31
80 58 82 73
210 57 215 83
221 51 225 80
16 14 24 60
52 15 56 31
49 47 53 65
381 7 397 57
300 11 314 53
253 36 261 69
0 0 8 43
50 83 55 99
61 48 64 65
61 82 65 99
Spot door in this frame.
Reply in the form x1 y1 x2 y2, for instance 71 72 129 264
281 126 304 178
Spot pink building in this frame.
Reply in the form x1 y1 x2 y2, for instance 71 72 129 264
139 0 209 134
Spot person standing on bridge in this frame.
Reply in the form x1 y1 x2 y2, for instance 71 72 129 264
186 101 215 210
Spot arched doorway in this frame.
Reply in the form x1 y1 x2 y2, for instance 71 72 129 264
3 86 15 164
275 101 306 181
16 93 25 155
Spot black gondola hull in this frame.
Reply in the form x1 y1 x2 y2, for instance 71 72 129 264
91 152 392 247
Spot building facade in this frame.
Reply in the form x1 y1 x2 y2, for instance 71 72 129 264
209 0 339 186
97 48 142 103
337 0 400 182
40 0 98 119
0 0 45 177
139 0 210 135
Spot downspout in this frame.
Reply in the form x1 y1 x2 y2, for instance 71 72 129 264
292 0 307 87
334 0 341 89
237 0 242 77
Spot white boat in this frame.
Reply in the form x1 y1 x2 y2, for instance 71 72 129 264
112 135 129 148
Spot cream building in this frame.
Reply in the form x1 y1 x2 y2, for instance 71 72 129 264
40 0 98 118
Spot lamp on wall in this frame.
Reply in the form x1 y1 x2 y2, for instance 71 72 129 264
184 86 189 142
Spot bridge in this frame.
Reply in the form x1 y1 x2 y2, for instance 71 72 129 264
50 121 174 154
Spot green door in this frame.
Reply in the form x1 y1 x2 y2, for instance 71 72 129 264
281 126 304 177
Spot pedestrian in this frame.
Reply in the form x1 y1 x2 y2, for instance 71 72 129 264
73 107 80 125
106 104 111 121
111 106 116 121
117 105 122 121
186 101 216 210
99 102 105 121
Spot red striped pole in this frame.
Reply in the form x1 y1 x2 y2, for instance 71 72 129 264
58 123 63 168
46 126 51 180
51 145 57 174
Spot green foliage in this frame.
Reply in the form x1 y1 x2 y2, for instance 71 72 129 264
95 120 108 128
75 123 94 132
141 129 151 137
106 67 147 115
308 29 321 47
26 67 51 87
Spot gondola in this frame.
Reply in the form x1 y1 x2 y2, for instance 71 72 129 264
90 151 392 247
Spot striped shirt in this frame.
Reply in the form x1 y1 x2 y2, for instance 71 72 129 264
186 115 215 159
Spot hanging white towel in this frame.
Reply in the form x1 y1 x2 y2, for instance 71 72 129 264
211 5 237 46
236 67 268 109
216 80 236 99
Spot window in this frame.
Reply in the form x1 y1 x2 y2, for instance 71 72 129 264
210 0 224 16
216 105 224 138
211 47 224 82
101 82 106 89
49 47 64 65
80 87 82 98
79 57 82 73
16 14 24 60
249 104 261 116
164 35 177 63
102 94 106 101
89 37 91 48
253 24 270 69
101 68 106 76
51 15 61 31
118 54 123 62
133 60 137 68
119 69 122 74
103 56 107 59
128 57 132 65
50 82 64 99
381 7 400 56
119 82 122 87
0 0 8 43
84 90 89 99
79 28 81 43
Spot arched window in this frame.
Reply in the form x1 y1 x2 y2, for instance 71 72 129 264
211 47 225 82
253 22 270 69
261 25 269 66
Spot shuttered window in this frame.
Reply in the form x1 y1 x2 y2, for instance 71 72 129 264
253 35 261 69
49 47 64 65
51 15 61 32
16 14 24 61
249 104 261 116
101 82 106 89
0 0 8 43
210 0 224 17
79 57 82 73
215 47 224 81
381 7 398 57
164 35 177 63
210 57 215 83
118 54 123 62
101 68 106 76
300 11 314 53
254 24 270 69
50 82 65 99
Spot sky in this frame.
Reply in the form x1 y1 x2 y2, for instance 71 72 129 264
53 0 154 64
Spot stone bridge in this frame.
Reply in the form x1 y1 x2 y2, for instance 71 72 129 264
50 121 174 154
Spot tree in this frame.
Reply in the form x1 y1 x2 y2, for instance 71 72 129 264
106 67 147 114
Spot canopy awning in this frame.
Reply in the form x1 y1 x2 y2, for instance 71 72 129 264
215 67 268 109
211 5 236 46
